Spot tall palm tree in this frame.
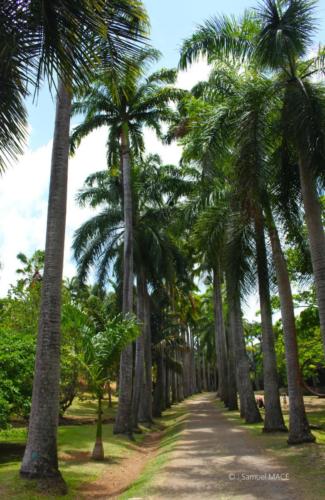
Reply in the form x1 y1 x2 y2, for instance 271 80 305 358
70 55 184 434
20 1 147 486
255 0 325 356
229 73 286 432
180 3 325 354
0 0 106 172
176 135 261 423
224 214 263 424
72 156 187 429
191 198 231 407
264 202 315 443
179 9 317 441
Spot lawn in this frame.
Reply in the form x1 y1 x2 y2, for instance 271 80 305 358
120 400 189 499
218 395 325 499
2 394 324 499
0 394 143 500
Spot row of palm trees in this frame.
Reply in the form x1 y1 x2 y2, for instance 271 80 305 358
176 0 324 444
1 0 324 492
70 49 186 435
2 0 149 490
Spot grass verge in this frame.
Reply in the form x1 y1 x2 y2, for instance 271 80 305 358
216 396 325 499
0 396 143 500
120 402 188 499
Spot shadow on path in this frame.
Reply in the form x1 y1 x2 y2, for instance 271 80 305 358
149 394 303 499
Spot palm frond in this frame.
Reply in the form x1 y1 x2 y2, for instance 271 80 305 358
255 0 317 72
179 10 258 69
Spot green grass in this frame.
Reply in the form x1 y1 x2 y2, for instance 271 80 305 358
3 394 324 499
216 396 325 499
0 395 142 500
120 402 188 499
64 394 118 419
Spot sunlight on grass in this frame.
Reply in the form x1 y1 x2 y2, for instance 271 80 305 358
216 396 325 499
120 403 188 499
65 393 118 419
0 396 142 500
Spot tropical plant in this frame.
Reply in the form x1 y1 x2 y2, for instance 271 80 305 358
179 3 319 442
255 0 325 359
70 52 185 434
80 312 139 460
0 0 105 172
72 153 190 426
20 1 147 486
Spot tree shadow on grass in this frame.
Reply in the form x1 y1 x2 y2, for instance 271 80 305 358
0 443 25 464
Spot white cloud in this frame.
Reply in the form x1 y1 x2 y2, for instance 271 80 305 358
0 61 210 296
0 143 51 294
0 129 108 295
176 57 210 90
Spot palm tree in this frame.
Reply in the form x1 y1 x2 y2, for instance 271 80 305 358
255 0 325 355
80 310 139 460
228 72 287 432
0 0 106 172
191 199 231 407
179 10 317 440
177 160 260 424
264 203 315 443
70 55 184 434
224 216 263 424
20 1 147 486
72 156 192 427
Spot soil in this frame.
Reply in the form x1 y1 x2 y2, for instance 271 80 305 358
59 416 115 426
146 393 307 499
80 431 162 499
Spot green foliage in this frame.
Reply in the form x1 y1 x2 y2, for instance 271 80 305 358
81 313 139 397
274 294 324 383
0 252 95 426
0 0 148 172
0 330 35 426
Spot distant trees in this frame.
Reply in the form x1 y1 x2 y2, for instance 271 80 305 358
179 0 324 443
70 51 185 435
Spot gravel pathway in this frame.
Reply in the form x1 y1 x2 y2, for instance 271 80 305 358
147 393 303 499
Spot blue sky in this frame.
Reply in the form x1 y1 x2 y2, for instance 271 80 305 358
1 0 325 310
26 0 325 150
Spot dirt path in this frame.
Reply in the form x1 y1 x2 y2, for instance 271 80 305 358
81 431 161 499
146 393 304 499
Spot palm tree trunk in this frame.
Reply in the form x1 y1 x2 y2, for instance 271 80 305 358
153 349 165 417
298 155 325 355
171 362 177 403
114 124 134 435
207 362 211 391
226 324 238 411
175 348 182 401
92 397 104 460
196 354 202 393
226 275 262 424
190 330 196 394
183 331 190 397
132 272 145 428
254 211 286 432
213 265 229 405
138 279 153 423
20 82 71 490
107 381 112 408
266 211 315 444
202 351 207 391
166 367 171 408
